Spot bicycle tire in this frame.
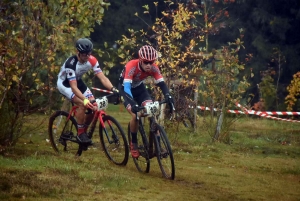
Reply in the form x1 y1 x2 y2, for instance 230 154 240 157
127 121 150 173
48 110 80 156
99 115 129 166
153 123 175 180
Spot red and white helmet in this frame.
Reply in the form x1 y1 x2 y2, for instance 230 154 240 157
138 45 158 61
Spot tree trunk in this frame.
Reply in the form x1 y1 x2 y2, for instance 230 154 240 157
213 55 221 141
214 105 224 141
193 83 198 131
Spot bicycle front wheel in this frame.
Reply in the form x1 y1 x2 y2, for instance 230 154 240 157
153 123 175 180
99 115 129 166
48 111 79 155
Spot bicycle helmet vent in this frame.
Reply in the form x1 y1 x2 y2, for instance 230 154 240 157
138 45 158 61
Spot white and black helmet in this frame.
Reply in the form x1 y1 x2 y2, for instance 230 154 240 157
76 38 93 53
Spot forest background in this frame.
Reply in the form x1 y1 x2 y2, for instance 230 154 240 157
92 0 300 112
0 0 300 147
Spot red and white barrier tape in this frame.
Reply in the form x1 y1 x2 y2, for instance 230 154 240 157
252 113 300 123
235 102 300 123
91 87 113 94
190 105 300 116
228 108 300 116
189 104 300 123
246 111 300 116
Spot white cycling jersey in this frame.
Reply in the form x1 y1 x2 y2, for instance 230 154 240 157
57 55 102 100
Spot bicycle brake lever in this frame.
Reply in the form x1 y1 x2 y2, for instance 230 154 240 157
113 96 120 105
135 111 140 121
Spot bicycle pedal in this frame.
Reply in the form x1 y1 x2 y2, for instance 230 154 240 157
58 138 66 146
78 141 93 146
139 152 149 159
160 152 169 158
79 142 93 151
148 152 156 159
81 146 88 151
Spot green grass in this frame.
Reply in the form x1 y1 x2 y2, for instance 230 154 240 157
0 106 300 201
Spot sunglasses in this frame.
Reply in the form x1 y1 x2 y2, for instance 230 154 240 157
143 60 154 65
80 52 92 56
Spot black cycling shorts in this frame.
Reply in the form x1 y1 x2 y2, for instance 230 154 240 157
119 83 152 108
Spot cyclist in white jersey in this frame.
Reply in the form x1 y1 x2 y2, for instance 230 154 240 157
57 38 118 144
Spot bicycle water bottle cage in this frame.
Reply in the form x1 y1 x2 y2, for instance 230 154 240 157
96 97 108 111
144 101 160 117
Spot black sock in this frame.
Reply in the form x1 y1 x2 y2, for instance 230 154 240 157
157 135 161 145
131 132 137 143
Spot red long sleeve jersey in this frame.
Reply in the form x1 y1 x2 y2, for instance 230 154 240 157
120 59 164 88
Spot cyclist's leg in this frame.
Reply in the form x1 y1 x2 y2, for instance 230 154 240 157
127 108 140 158
81 86 97 132
133 83 153 106
118 85 140 157
132 84 153 155
71 81 93 144
58 79 85 126
119 83 152 158
132 83 153 127
118 84 139 134
57 79 73 111
57 80 86 143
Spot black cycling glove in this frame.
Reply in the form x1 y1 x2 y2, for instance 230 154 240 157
165 93 175 112
111 87 119 95
131 104 140 113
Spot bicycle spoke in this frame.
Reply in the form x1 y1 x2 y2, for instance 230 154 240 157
48 111 79 156
154 124 175 180
99 115 129 166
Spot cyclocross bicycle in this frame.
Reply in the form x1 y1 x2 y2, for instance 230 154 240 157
128 100 175 180
48 88 129 166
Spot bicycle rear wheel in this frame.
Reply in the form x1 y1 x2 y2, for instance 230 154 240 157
127 121 150 173
153 123 175 180
48 111 79 155
99 115 129 166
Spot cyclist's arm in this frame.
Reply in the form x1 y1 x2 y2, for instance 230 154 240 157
156 81 170 96
69 81 86 101
151 65 170 96
90 56 114 90
96 72 114 90
123 82 137 106
121 62 137 105
157 80 175 112
124 82 133 97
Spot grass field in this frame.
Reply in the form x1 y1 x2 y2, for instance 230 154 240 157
0 104 300 201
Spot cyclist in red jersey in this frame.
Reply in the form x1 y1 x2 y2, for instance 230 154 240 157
57 38 118 144
118 45 175 158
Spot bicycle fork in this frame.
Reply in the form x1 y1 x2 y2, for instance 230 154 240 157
150 119 168 159
148 118 163 157
101 118 119 145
